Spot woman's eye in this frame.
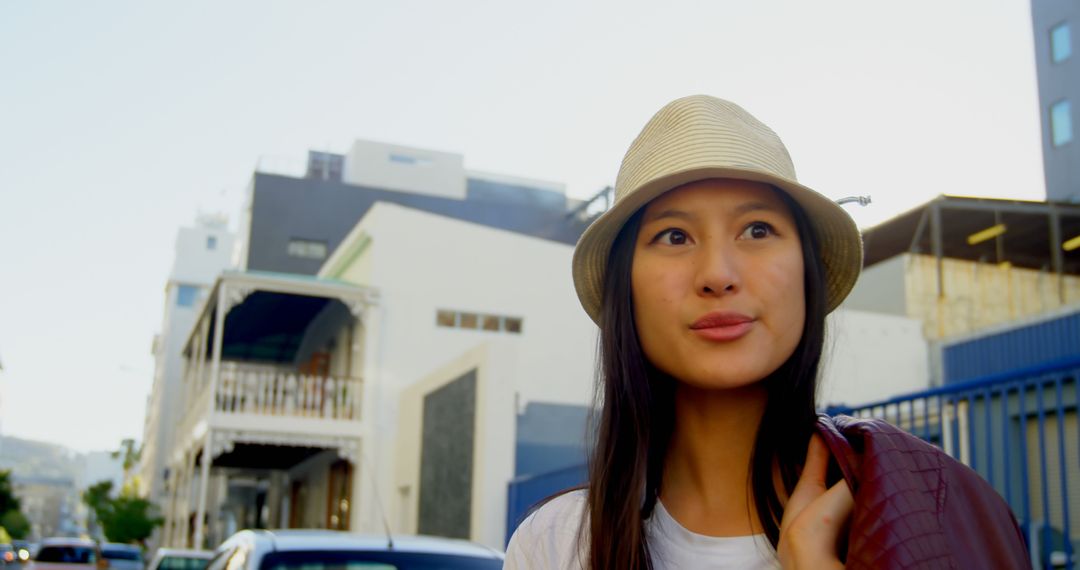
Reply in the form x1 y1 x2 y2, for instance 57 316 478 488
739 221 775 240
655 228 689 245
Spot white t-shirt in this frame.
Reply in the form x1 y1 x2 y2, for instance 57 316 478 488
505 489 781 569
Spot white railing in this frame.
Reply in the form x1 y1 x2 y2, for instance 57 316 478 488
214 362 362 420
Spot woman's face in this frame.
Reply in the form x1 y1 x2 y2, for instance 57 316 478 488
631 178 805 390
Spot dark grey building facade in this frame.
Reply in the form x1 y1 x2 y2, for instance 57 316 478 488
240 152 595 275
1032 0 1079 203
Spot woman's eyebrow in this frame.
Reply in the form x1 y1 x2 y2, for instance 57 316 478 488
733 201 781 216
644 208 697 223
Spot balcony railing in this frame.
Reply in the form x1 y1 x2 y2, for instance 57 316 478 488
214 362 362 420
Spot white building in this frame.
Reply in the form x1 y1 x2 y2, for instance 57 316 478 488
139 215 235 507
159 201 598 550
320 203 598 547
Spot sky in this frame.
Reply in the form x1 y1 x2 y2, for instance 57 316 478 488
0 0 1047 452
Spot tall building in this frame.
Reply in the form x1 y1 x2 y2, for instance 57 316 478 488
1032 0 1079 203
238 140 593 276
137 215 235 508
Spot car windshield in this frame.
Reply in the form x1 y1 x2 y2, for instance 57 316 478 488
36 546 97 564
259 550 502 570
103 549 142 561
158 557 209 570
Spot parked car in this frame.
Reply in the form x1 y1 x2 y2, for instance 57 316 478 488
145 550 210 570
27 539 103 570
99 545 142 570
209 530 503 570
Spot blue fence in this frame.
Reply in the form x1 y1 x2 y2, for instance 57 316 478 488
505 358 1080 568
827 355 1080 570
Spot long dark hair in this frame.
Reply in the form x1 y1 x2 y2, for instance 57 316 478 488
585 188 828 569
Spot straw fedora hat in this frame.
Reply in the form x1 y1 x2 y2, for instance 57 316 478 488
572 95 863 324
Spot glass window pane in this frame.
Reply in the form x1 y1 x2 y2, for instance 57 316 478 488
177 285 198 307
436 310 456 328
1051 22 1072 62
503 317 523 334
459 313 478 329
287 238 328 259
207 235 218 250
1051 100 1073 147
481 315 500 331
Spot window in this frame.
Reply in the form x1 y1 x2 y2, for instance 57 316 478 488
1051 100 1073 147
459 313 478 329
287 238 328 259
503 317 523 334
207 235 217 250
435 309 523 335
306 151 344 182
436 310 456 328
177 285 199 307
389 153 432 167
1051 22 1072 63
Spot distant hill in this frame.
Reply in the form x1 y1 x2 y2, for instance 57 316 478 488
0 435 82 481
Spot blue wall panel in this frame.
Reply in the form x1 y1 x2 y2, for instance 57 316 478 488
943 311 1080 383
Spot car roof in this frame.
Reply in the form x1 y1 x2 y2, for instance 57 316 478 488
102 545 140 551
153 549 212 559
39 539 98 548
251 530 501 558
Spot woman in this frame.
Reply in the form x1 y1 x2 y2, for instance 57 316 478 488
505 96 1029 569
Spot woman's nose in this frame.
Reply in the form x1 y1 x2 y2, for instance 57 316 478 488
696 242 740 296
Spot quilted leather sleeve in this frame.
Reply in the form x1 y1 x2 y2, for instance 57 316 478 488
815 415 1031 570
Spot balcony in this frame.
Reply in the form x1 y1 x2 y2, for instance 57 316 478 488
164 271 379 549
214 361 361 419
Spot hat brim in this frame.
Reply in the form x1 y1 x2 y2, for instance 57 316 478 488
571 166 863 325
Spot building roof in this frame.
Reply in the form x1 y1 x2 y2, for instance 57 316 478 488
182 270 377 362
862 195 1080 274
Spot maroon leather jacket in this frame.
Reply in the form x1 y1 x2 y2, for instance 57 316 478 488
815 414 1031 570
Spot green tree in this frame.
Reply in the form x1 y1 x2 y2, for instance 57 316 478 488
82 480 162 546
0 510 30 539
0 470 29 539
0 470 20 514
99 496 162 545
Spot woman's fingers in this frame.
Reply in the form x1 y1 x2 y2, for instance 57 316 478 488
777 435 853 570
781 434 830 528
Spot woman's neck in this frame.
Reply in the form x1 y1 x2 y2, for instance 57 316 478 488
659 382 768 537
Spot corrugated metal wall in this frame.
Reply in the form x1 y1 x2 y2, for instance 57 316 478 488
943 309 1080 383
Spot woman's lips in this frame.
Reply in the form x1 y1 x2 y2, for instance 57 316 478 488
690 312 755 342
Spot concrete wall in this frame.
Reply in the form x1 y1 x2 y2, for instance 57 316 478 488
819 308 931 408
904 253 1080 339
1032 0 1080 203
842 255 908 316
170 219 235 286
395 343 516 549
344 140 467 200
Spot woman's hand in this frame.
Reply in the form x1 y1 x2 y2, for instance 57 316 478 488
777 434 854 570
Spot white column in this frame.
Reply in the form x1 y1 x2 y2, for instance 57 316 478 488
194 283 228 548
358 303 383 533
161 463 175 546
180 448 197 547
